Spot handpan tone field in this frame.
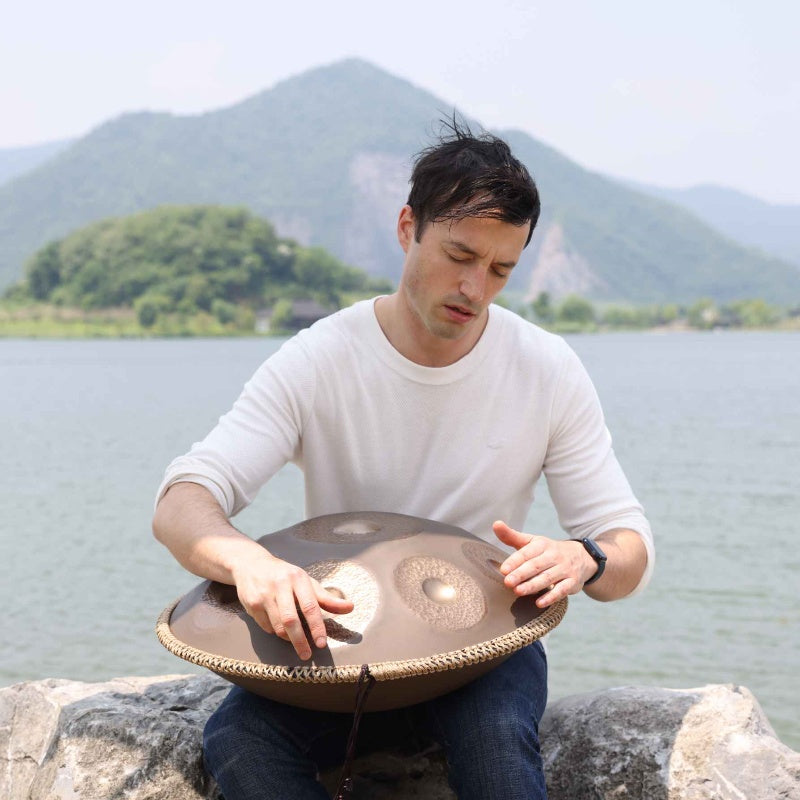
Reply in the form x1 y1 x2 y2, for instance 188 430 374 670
157 512 567 711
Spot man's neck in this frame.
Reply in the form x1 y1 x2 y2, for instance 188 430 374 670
373 294 488 368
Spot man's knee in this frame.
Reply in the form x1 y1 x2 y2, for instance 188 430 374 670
203 694 240 779
202 688 282 778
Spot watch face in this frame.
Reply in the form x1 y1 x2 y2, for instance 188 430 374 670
584 538 607 563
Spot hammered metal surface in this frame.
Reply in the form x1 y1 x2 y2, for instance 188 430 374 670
462 541 508 584
290 513 422 544
305 560 379 647
393 556 486 629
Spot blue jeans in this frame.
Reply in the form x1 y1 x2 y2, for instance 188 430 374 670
203 641 548 800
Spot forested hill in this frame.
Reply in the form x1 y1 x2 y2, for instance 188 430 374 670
624 181 800 269
6 205 390 324
0 139 73 186
1 58 798 304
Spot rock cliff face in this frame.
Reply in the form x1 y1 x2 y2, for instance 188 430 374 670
344 152 410 284
525 221 607 301
1 676 798 800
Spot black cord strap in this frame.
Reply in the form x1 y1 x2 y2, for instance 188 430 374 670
333 664 376 800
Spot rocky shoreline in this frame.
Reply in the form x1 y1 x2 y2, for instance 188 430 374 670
2 675 798 799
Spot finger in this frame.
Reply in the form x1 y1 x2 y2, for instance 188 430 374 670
247 604 276 636
508 561 563 593
504 558 556 589
313 580 355 614
534 577 579 608
274 585 313 659
492 520 533 551
292 581 330 650
263 595 290 641
499 541 548 576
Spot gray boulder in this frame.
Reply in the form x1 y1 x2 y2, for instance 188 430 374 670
0 674 227 800
1 676 797 799
540 684 800 800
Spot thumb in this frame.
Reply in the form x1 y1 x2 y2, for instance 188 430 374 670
492 520 533 551
313 580 355 614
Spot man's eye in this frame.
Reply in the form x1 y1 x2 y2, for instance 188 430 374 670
492 269 510 279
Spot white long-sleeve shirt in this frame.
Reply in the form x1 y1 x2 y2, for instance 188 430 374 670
157 299 654 594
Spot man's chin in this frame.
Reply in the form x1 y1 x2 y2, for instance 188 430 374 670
430 326 465 341
428 313 482 341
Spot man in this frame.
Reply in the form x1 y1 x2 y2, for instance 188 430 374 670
153 122 653 800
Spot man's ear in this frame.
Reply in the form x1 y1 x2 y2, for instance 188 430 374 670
397 205 416 253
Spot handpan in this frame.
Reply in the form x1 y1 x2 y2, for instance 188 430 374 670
157 512 567 712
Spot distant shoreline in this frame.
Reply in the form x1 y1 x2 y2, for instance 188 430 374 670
1 309 798 339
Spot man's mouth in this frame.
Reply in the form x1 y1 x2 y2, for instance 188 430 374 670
443 303 477 323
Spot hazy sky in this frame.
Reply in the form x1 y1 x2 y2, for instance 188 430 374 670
3 0 798 203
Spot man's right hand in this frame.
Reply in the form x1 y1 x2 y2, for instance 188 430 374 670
232 550 354 661
152 483 354 662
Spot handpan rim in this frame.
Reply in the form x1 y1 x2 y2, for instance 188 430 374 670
156 594 567 684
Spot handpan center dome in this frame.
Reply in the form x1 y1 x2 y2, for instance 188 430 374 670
157 511 567 712
395 556 485 630
305 559 378 648
290 512 422 544
331 520 381 535
422 578 457 603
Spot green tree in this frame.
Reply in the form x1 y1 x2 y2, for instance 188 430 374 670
212 298 238 325
725 299 780 328
26 242 62 300
134 293 171 328
292 246 374 305
655 303 680 324
687 298 718 329
531 291 554 324
269 298 294 332
557 295 595 326
602 305 652 329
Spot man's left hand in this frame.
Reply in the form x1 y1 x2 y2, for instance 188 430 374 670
493 521 596 608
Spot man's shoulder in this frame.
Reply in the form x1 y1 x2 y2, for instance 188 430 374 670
290 298 377 358
251 300 378 397
490 304 571 360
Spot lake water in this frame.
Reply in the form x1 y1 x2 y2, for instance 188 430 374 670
1 332 798 749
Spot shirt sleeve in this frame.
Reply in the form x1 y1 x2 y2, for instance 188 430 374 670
154 334 317 517
543 345 655 596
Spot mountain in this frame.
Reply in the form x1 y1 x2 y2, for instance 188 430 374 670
497 133 800 303
0 139 74 187
622 181 800 269
0 60 433 294
2 58 799 304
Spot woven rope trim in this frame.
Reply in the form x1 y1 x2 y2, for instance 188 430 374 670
156 595 567 684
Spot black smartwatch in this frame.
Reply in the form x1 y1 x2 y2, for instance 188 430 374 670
572 538 607 585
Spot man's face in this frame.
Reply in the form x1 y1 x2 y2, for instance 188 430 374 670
397 206 530 350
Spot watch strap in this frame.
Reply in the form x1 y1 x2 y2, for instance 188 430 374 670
572 538 607 585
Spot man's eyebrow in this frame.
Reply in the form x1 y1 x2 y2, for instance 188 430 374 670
445 239 517 269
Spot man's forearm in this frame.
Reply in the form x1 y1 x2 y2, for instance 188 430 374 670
152 480 354 660
152 481 273 585
584 528 649 601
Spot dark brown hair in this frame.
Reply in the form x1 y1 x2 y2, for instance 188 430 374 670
407 118 540 246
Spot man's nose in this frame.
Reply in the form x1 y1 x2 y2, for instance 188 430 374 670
459 269 486 302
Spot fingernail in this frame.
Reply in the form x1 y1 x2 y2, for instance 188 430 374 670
316 637 327 648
